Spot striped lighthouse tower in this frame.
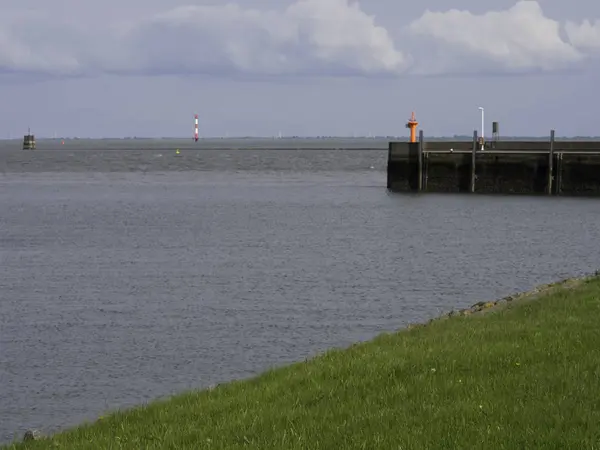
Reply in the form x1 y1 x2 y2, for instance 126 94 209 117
194 114 199 142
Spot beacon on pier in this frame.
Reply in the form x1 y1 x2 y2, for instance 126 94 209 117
405 112 418 143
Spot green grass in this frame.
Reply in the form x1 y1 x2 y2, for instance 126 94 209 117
6 275 600 449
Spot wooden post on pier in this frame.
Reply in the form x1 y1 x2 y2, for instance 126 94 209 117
417 129 424 192
471 130 477 193
555 152 563 196
548 129 555 195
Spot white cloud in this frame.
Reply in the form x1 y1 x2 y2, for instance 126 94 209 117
113 0 410 77
407 0 583 73
565 19 600 52
0 0 409 78
0 0 597 79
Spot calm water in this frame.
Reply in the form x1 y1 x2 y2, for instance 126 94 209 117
1 139 600 444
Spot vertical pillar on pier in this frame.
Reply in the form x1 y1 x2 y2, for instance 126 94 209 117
548 129 555 195
387 142 392 190
417 129 424 192
555 152 563 196
471 130 478 193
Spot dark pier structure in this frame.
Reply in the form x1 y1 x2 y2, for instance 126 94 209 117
387 126 600 196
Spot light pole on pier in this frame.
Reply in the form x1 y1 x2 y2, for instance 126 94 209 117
478 107 484 150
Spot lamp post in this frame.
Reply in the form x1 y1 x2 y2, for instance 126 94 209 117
478 107 484 150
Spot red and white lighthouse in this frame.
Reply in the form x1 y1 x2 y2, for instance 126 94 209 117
194 114 199 142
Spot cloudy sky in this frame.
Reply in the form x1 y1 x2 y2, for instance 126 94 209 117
1 0 600 138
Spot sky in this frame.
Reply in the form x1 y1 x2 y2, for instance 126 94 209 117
1 0 600 138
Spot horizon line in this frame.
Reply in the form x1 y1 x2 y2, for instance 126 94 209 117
3 135 600 140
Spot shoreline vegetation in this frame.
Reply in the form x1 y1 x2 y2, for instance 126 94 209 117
5 272 600 449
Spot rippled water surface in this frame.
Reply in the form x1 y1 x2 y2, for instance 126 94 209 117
1 138 599 444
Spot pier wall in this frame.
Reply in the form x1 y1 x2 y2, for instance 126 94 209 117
387 131 600 196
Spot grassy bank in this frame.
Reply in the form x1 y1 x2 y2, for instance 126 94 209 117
6 275 600 449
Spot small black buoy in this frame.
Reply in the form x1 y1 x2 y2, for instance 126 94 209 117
22 128 35 150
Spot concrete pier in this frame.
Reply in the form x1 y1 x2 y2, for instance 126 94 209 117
387 130 600 196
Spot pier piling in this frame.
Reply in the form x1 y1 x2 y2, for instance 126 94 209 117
548 130 554 195
471 130 477 193
418 129 424 192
